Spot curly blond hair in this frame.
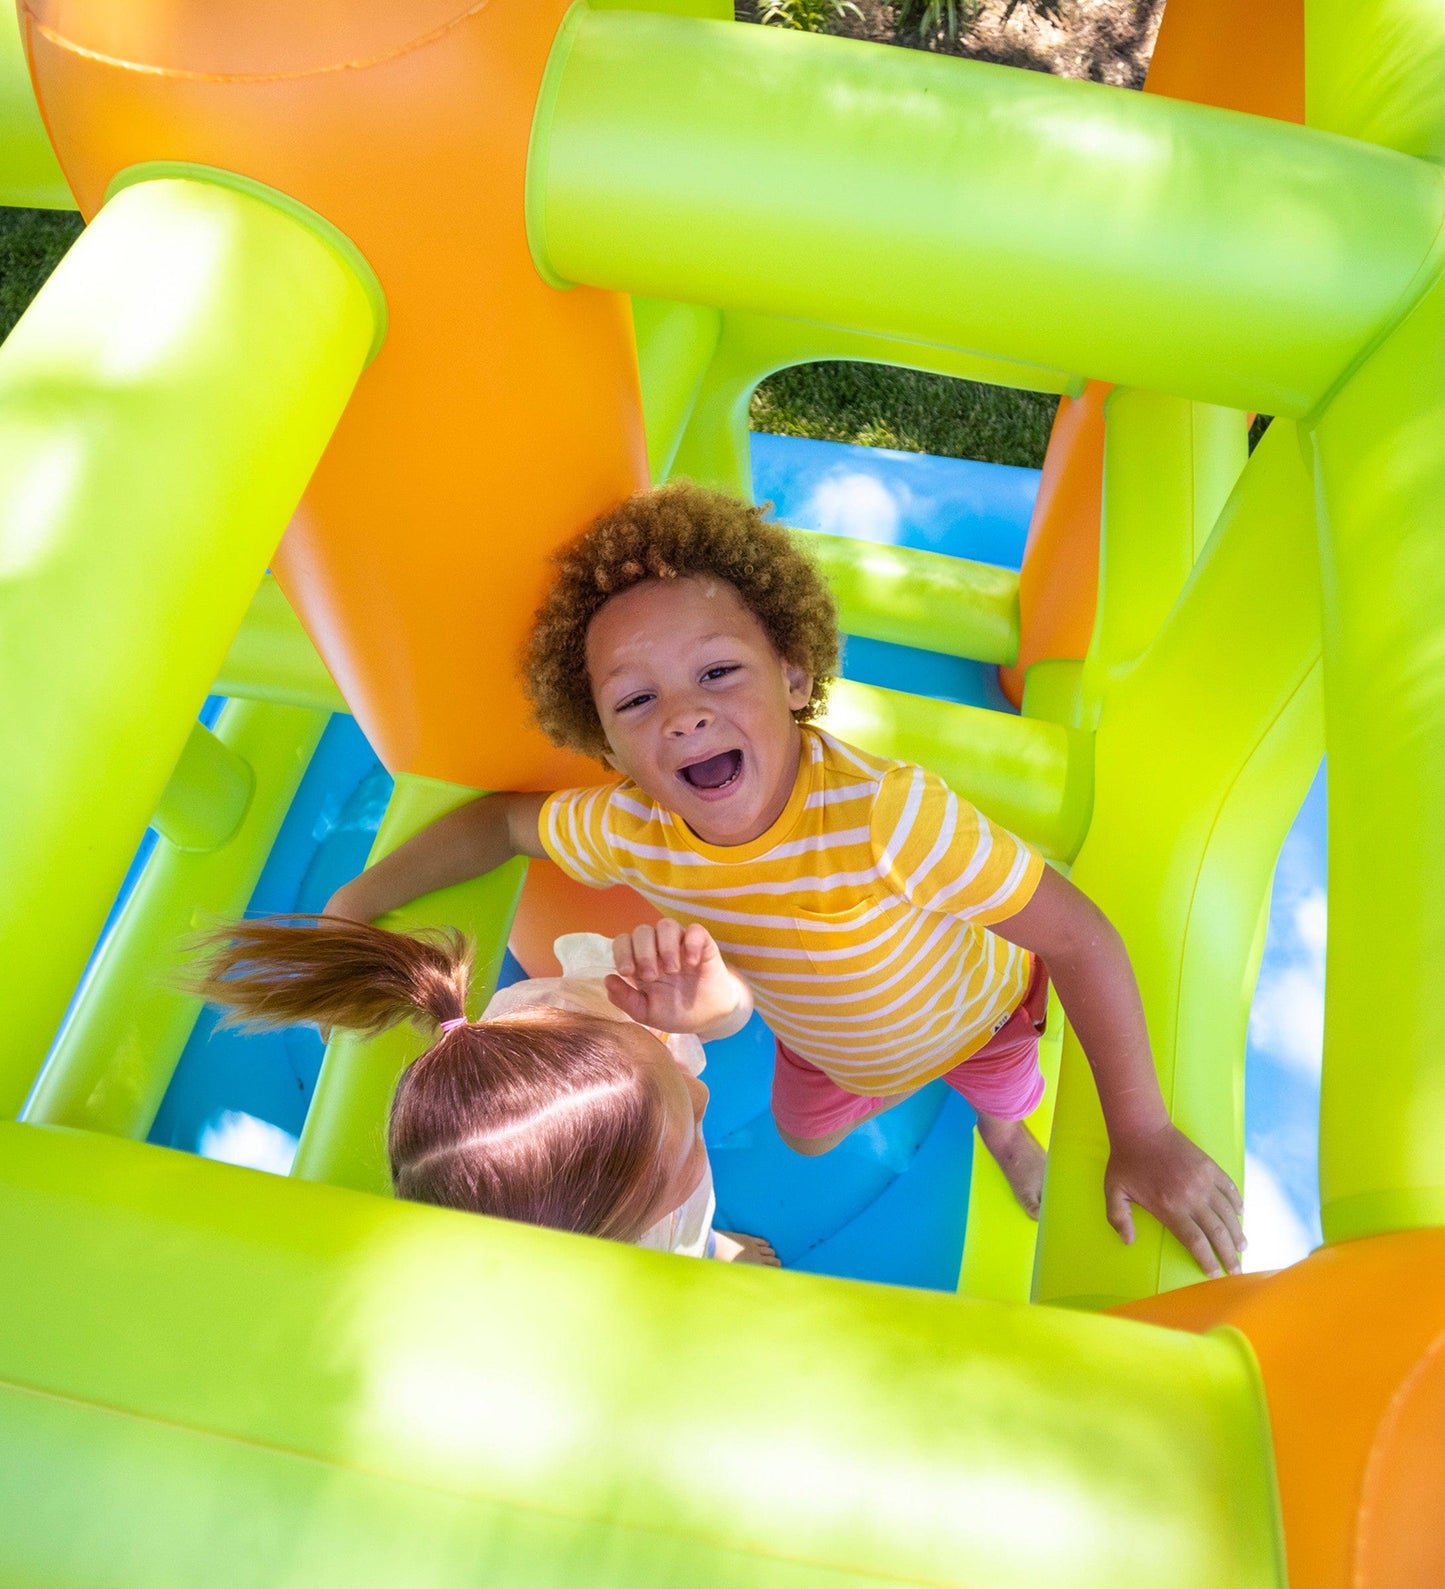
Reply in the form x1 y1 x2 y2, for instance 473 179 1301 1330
525 481 839 758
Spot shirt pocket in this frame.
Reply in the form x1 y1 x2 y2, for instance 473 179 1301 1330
789 894 895 978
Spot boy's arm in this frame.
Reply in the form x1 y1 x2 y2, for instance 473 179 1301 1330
991 865 1246 1278
325 791 550 923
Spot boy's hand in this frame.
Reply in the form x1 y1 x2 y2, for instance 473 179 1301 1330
607 920 752 1041
1104 1121 1246 1279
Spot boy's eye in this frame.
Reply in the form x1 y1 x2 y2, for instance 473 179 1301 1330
701 665 739 683
615 692 653 713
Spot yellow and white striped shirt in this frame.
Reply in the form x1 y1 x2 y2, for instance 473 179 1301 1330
540 728 1044 1096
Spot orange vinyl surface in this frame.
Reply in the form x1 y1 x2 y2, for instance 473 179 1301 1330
510 856 657 979
999 380 1107 706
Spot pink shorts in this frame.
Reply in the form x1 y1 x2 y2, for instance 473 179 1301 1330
771 955 1049 1141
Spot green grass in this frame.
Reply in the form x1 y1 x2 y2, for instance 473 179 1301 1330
750 361 1059 468
1 205 1056 469
0 206 83 341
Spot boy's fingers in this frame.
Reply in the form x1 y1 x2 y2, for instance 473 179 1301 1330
1105 1184 1136 1246
630 924 659 981
604 973 647 1022
655 917 682 975
1179 1219 1225 1279
1221 1174 1245 1217
682 922 709 969
610 931 635 977
1195 1207 1241 1275
1214 1193 1247 1257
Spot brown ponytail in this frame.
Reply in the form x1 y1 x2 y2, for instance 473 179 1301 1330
187 914 471 1035
186 916 673 1242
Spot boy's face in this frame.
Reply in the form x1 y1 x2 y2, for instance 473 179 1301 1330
585 576 813 846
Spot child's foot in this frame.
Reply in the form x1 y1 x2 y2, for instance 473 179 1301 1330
976 1115 1046 1220
713 1230 782 1266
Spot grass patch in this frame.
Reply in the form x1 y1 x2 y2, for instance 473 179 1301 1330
750 361 1058 468
0 206 83 341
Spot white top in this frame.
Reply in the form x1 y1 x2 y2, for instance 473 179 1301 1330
481 933 716 1257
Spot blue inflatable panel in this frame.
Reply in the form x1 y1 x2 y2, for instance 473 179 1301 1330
751 431 1039 564
702 1007 977 1288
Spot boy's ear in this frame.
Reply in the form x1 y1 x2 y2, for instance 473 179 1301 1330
784 663 813 711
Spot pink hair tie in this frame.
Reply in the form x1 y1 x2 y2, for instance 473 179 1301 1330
438 1016 470 1033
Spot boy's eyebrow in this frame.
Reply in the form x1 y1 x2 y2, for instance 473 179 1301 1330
599 632 746 684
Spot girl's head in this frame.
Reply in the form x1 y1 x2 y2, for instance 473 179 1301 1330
525 482 841 845
187 916 708 1243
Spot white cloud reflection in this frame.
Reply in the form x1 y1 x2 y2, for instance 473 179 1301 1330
198 1109 299 1176
1244 767 1327 1262
800 470 905 542
1242 1153 1314 1272
1249 889 1326 1079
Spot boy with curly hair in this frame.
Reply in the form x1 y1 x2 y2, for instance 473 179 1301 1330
330 482 1245 1276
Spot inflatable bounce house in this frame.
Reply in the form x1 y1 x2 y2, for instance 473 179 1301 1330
2 0 1443 1582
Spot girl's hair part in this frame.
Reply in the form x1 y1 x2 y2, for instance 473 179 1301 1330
185 915 674 1243
388 1008 673 1243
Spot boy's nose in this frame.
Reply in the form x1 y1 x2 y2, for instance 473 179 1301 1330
664 698 713 736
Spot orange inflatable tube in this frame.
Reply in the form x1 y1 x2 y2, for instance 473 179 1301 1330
1113 1229 1445 1589
999 380 1108 706
23 0 648 795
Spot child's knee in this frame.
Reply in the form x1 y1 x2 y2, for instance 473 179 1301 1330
776 1122 846 1157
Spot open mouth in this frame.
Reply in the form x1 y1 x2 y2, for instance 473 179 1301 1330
678 749 743 791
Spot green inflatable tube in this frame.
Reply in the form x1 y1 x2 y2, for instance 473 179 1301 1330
148 720 255 855
1301 0 1445 1245
794 529 1021 667
530 5 1445 418
22 699 329 1139
1311 276 1445 1242
213 574 349 715
1034 420 1323 1306
1306 0 1445 160
1078 393 1246 724
820 678 1092 864
0 171 379 1119
0 1121 1284 1587
630 297 723 481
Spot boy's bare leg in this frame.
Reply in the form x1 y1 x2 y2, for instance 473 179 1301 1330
712 1230 781 1266
775 1089 917 1158
975 1112 1046 1219
778 1092 1044 1218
